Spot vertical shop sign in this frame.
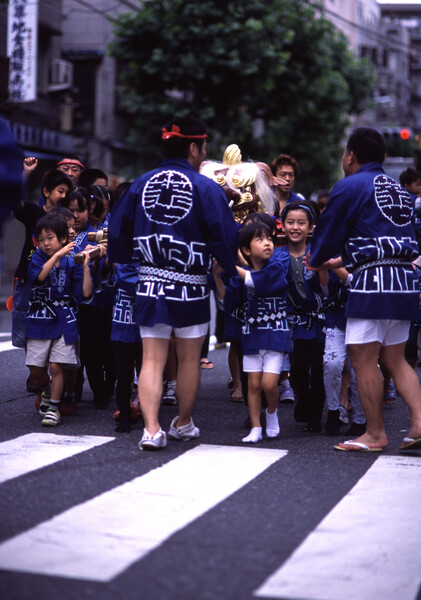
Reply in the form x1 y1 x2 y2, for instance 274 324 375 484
7 0 39 102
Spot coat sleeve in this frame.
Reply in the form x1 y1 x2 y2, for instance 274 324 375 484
107 185 138 264
310 179 357 267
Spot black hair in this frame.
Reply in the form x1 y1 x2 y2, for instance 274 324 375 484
78 168 108 187
40 169 73 198
89 184 110 205
35 213 69 243
110 181 132 211
60 187 91 211
239 221 273 266
399 167 421 187
280 199 319 225
48 206 75 222
270 153 299 177
242 212 277 237
346 127 386 165
161 116 207 158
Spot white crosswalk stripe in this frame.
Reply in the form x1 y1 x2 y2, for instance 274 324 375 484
255 455 421 600
0 433 114 484
0 340 16 353
0 442 287 582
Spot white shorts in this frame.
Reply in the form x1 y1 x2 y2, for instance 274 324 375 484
140 322 209 340
345 318 410 346
243 350 284 374
26 335 79 367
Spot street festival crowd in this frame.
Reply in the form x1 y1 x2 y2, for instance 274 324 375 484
5 115 421 453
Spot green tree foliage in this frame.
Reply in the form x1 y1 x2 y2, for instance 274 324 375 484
110 0 374 194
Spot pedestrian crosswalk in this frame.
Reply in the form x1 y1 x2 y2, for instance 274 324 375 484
0 437 286 582
0 433 420 600
0 332 15 353
255 455 421 600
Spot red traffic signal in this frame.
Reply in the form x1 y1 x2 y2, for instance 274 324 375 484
400 128 411 140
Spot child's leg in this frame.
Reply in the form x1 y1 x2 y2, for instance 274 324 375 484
291 340 311 422
242 371 263 443
262 372 281 438
113 341 136 432
247 372 263 427
228 340 243 401
307 340 325 430
41 362 64 427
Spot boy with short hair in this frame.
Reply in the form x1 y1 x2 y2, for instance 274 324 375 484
25 213 92 426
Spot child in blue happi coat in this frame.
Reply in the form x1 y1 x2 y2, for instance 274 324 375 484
25 213 93 427
214 219 290 443
278 199 329 433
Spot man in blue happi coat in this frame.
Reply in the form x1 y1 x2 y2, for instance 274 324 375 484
108 116 238 450
310 127 421 452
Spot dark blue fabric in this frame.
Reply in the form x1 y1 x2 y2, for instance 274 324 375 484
107 158 238 328
310 163 419 320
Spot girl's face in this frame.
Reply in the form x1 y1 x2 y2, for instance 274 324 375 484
66 217 76 242
37 228 66 257
282 209 313 245
67 198 89 233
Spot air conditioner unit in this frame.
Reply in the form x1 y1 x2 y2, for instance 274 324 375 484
49 59 73 91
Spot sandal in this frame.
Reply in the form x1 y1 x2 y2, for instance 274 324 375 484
200 359 214 369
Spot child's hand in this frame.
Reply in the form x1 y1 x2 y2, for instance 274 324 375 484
58 241 76 257
23 157 38 174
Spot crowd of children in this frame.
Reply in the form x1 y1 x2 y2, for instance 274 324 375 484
10 150 421 449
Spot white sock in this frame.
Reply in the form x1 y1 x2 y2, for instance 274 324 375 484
265 409 280 438
242 427 262 443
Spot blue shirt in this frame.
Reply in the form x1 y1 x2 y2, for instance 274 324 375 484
25 248 92 344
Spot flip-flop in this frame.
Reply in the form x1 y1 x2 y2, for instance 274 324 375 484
200 359 214 369
399 436 421 451
334 440 385 452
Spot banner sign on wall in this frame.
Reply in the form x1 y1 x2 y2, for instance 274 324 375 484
7 0 39 102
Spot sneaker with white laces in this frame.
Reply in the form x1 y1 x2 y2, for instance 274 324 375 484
161 386 177 406
138 429 167 451
41 408 61 427
168 417 200 441
38 393 51 416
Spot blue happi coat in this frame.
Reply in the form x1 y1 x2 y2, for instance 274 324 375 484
107 158 238 328
224 260 290 355
25 248 92 344
310 163 419 320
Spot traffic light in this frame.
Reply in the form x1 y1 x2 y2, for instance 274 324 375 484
381 127 415 157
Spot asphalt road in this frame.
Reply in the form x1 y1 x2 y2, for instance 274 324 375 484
0 309 420 600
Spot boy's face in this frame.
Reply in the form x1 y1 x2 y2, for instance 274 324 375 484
38 228 66 257
282 209 313 245
243 231 274 267
43 183 70 207
405 179 421 196
68 198 89 233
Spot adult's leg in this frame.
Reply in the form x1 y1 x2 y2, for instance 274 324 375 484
137 337 169 435
347 341 387 447
308 339 326 427
291 340 310 422
174 334 206 427
380 342 421 440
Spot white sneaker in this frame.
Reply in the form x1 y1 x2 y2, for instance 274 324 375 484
265 409 280 438
41 408 61 427
168 417 200 441
161 386 177 406
138 429 167 451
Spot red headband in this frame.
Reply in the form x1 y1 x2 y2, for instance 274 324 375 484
57 158 85 169
161 124 207 140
